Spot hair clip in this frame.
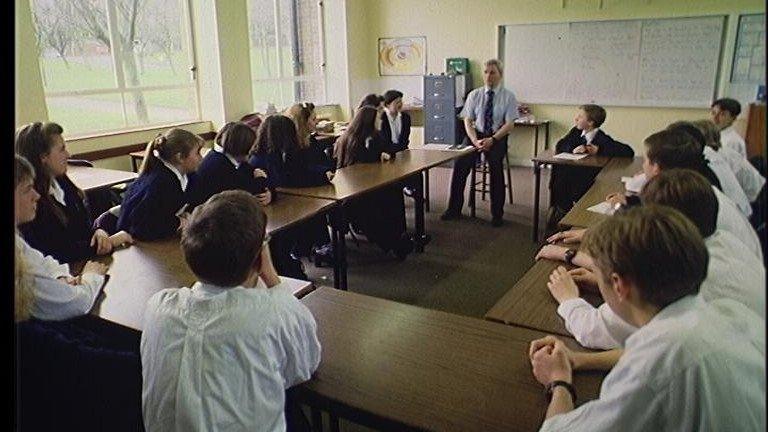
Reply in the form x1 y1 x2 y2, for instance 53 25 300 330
152 149 160 157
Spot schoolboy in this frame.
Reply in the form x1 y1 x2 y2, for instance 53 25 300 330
547 105 633 229
710 97 747 158
141 190 321 431
529 205 765 430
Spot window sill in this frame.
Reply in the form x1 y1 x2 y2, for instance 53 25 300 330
65 120 212 142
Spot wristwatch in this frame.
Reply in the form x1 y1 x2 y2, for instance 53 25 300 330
546 380 576 403
564 248 577 266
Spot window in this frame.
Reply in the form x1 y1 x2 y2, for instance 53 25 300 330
30 0 199 137
247 0 326 111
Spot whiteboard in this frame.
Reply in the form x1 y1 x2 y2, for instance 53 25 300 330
502 16 725 108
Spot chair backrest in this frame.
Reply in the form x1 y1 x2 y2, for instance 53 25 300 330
67 159 94 167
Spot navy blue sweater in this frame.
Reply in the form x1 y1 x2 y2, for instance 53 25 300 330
187 151 266 208
249 146 332 188
555 127 634 157
19 176 97 264
117 165 195 241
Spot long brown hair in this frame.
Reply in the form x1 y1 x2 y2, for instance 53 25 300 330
14 122 79 225
334 106 378 168
249 114 301 157
15 242 34 322
139 128 203 176
215 122 256 158
285 102 315 149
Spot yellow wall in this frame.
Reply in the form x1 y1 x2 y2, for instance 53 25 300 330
15 0 48 125
350 0 765 163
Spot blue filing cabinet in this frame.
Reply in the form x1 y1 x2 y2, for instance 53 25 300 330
424 75 460 145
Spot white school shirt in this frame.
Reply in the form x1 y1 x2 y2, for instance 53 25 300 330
720 125 747 158
213 143 240 167
704 146 752 217
459 84 519 133
713 186 762 260
557 228 766 350
141 279 321 432
159 158 189 192
16 233 104 321
384 107 402 144
718 145 765 202
580 128 599 145
542 296 766 432
49 178 67 206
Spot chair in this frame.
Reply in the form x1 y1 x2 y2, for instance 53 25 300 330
67 159 94 167
471 152 514 204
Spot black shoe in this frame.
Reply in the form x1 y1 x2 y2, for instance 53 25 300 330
491 217 504 227
440 210 461 221
393 236 415 261
310 244 335 268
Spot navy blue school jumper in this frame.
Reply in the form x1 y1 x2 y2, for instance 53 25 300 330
117 164 195 241
19 176 98 264
341 134 408 252
249 148 333 257
187 151 264 209
549 127 634 212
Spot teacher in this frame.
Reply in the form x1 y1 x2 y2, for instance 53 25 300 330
441 59 518 227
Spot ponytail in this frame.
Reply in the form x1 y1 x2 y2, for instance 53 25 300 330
139 128 203 176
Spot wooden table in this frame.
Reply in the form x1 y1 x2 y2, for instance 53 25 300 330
68 165 138 191
531 150 613 241
292 287 605 432
485 258 603 337
558 157 643 229
279 149 471 265
514 119 551 157
91 239 315 331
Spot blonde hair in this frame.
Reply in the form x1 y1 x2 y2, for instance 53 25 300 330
15 241 34 322
139 128 203 175
691 119 722 151
285 103 315 149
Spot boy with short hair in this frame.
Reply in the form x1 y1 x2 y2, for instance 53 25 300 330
711 97 747 158
529 205 765 431
141 190 321 431
548 104 633 229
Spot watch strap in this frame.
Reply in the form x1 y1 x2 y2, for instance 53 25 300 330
546 380 576 403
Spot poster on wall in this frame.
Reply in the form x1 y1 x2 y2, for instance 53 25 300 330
378 37 427 76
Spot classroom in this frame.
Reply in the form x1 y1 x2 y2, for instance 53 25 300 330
14 0 767 431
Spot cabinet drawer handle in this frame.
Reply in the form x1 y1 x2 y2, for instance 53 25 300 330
433 115 444 119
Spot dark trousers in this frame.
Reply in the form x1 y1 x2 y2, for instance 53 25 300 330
349 184 407 251
446 133 508 219
549 165 601 211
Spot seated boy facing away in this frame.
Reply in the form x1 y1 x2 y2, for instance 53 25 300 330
548 104 633 228
529 205 765 431
140 190 321 431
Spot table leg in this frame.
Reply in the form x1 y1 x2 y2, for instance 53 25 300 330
331 207 348 291
533 161 541 242
329 415 340 432
131 156 139 173
311 408 323 432
545 123 550 151
424 168 430 212
534 126 540 157
414 171 427 253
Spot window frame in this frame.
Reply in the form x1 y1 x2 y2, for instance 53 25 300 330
32 0 201 138
247 0 327 109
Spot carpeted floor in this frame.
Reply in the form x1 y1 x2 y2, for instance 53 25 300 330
303 164 552 319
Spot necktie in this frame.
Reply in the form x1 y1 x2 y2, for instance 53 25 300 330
483 90 494 135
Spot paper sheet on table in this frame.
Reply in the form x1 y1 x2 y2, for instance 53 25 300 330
587 201 616 216
621 173 647 193
553 152 588 160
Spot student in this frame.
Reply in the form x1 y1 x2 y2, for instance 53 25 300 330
667 121 751 217
529 205 765 431
14 154 110 321
141 190 321 431
711 97 747 158
249 114 334 268
284 103 337 186
334 105 414 258
15 122 132 263
542 169 766 349
693 119 765 204
187 122 267 209
379 90 412 155
548 105 633 227
117 128 204 240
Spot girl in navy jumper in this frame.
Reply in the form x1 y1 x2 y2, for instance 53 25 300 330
187 122 269 209
16 122 133 263
249 115 334 269
285 103 336 186
334 106 414 259
117 128 203 240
